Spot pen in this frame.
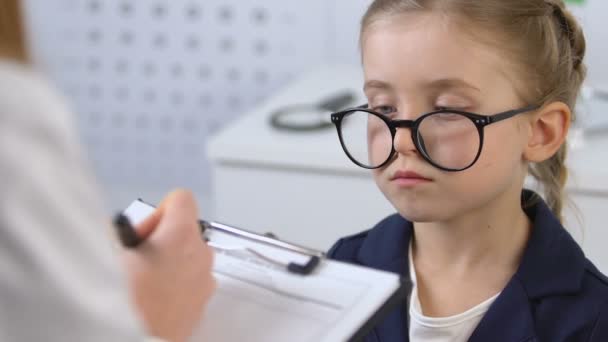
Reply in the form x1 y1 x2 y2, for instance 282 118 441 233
113 213 142 248
113 213 210 248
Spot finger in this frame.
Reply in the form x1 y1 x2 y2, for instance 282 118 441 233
202 242 215 267
154 189 201 243
134 206 163 240
135 189 196 241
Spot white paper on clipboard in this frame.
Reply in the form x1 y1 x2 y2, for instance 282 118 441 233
123 199 406 342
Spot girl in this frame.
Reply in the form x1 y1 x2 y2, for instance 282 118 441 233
329 0 608 341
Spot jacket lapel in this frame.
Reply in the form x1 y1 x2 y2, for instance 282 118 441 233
468 279 536 342
356 215 412 342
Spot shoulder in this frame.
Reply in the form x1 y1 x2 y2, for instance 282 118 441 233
0 61 57 100
581 264 608 340
327 213 405 263
581 259 608 308
0 60 84 174
570 251 608 313
0 60 74 136
589 295 608 340
533 260 608 341
584 259 608 288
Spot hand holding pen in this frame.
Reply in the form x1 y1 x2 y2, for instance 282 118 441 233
114 189 216 342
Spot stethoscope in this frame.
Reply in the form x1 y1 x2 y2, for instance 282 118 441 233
269 91 356 132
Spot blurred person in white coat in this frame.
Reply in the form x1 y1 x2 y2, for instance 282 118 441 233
0 1 216 341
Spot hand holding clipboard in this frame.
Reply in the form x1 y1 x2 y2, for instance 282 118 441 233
121 197 411 342
114 190 216 342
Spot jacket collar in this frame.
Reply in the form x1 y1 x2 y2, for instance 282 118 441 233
357 213 412 276
355 214 412 342
355 189 586 299
514 190 586 298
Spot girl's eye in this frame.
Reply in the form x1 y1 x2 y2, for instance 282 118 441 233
372 105 396 115
434 106 464 111
433 112 466 122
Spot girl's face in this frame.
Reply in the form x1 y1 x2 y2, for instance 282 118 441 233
362 12 532 222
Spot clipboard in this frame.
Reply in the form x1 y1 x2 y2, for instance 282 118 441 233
123 199 411 342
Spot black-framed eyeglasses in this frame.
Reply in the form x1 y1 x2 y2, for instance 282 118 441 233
330 104 539 172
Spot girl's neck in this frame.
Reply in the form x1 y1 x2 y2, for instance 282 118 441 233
412 187 532 276
410 187 533 317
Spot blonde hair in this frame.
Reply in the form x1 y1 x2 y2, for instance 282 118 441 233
0 0 29 63
361 0 587 221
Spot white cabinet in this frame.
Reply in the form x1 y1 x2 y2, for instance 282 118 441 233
208 65 608 273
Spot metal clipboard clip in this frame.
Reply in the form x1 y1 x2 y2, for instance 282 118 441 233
200 220 323 276
135 199 324 276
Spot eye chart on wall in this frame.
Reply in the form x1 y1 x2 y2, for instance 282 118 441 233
21 0 371 211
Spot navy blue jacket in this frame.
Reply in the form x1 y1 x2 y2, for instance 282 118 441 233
328 192 608 341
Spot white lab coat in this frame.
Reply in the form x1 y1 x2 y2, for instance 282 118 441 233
0 60 150 341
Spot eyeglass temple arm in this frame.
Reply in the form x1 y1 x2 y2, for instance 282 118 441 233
489 105 540 124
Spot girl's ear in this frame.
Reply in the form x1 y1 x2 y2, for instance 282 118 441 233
523 101 571 163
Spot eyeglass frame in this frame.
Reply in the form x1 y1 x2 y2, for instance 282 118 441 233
330 104 540 172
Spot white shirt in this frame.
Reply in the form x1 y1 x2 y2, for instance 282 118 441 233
0 61 156 341
408 246 500 342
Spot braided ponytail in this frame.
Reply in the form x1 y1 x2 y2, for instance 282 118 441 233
529 0 586 221
545 0 586 71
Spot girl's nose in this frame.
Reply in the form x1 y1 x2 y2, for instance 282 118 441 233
393 127 418 156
